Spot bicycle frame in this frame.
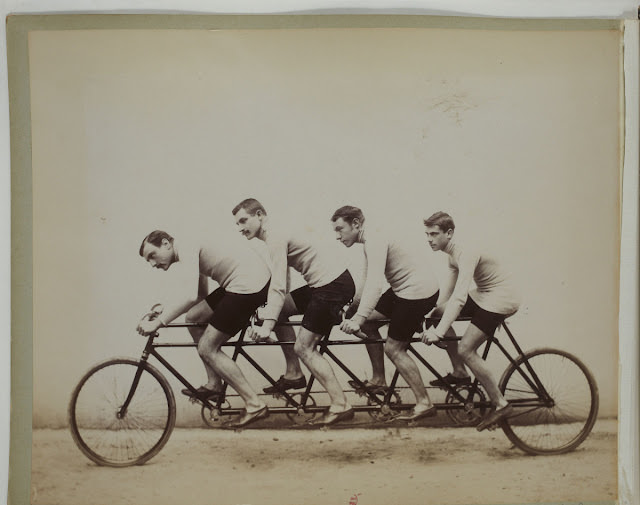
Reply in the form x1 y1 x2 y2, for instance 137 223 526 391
122 316 555 420
70 311 598 467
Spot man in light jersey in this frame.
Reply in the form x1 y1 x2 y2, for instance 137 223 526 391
422 212 520 431
232 198 357 426
136 229 272 428
332 206 441 422
233 198 309 394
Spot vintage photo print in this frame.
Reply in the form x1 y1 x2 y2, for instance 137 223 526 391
8 14 625 505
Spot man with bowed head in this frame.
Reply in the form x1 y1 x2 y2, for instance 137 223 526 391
136 229 272 428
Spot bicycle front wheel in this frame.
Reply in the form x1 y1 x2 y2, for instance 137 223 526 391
68 358 176 467
499 348 598 455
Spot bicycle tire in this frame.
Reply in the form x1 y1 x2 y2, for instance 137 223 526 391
498 348 599 455
68 357 176 467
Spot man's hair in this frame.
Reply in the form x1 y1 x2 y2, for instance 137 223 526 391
331 205 365 224
139 230 174 256
423 211 455 232
232 198 267 216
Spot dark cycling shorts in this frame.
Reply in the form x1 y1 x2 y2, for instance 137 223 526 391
376 288 439 342
302 270 356 336
459 296 509 337
206 281 270 336
276 285 313 323
290 285 313 313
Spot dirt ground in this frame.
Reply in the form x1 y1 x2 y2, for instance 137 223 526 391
31 418 617 505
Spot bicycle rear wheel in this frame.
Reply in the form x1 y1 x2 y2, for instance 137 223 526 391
68 358 176 467
498 348 598 455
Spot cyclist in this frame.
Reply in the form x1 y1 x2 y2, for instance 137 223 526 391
422 211 520 431
136 230 272 428
233 198 357 426
332 206 441 422
232 198 309 394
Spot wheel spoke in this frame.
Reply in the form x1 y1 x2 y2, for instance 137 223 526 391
499 349 598 455
69 359 175 467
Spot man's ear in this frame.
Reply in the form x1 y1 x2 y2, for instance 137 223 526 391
353 218 361 229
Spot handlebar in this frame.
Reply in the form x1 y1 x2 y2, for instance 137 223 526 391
141 303 468 343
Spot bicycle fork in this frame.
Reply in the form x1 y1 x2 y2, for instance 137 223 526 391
117 333 157 418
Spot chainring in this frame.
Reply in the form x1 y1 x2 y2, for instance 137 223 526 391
444 384 489 427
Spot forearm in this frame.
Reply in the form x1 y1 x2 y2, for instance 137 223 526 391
263 240 288 322
435 253 476 335
355 240 385 321
259 289 285 321
354 287 381 321
157 298 199 325
434 288 467 335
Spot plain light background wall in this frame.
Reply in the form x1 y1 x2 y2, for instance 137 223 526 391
28 26 620 427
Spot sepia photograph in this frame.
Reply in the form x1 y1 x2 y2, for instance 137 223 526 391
6 10 634 505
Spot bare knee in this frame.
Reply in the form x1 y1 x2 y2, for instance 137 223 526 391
294 339 312 359
384 338 405 361
196 338 210 359
186 311 199 325
361 322 382 338
197 333 221 359
294 330 319 360
457 341 477 362
274 326 296 343
186 303 212 339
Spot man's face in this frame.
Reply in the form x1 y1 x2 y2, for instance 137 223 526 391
424 225 452 251
141 239 175 270
234 208 263 240
332 217 360 248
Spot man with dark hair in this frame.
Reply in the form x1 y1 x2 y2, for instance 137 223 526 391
137 229 272 428
333 205 440 421
327 206 387 392
232 198 357 426
423 211 520 431
232 198 308 394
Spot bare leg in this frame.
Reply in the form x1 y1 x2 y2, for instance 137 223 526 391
185 301 222 391
267 295 304 381
457 325 507 408
441 327 470 379
198 325 265 412
359 325 387 386
384 338 433 410
429 307 468 379
273 324 305 380
358 309 388 386
294 328 350 412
